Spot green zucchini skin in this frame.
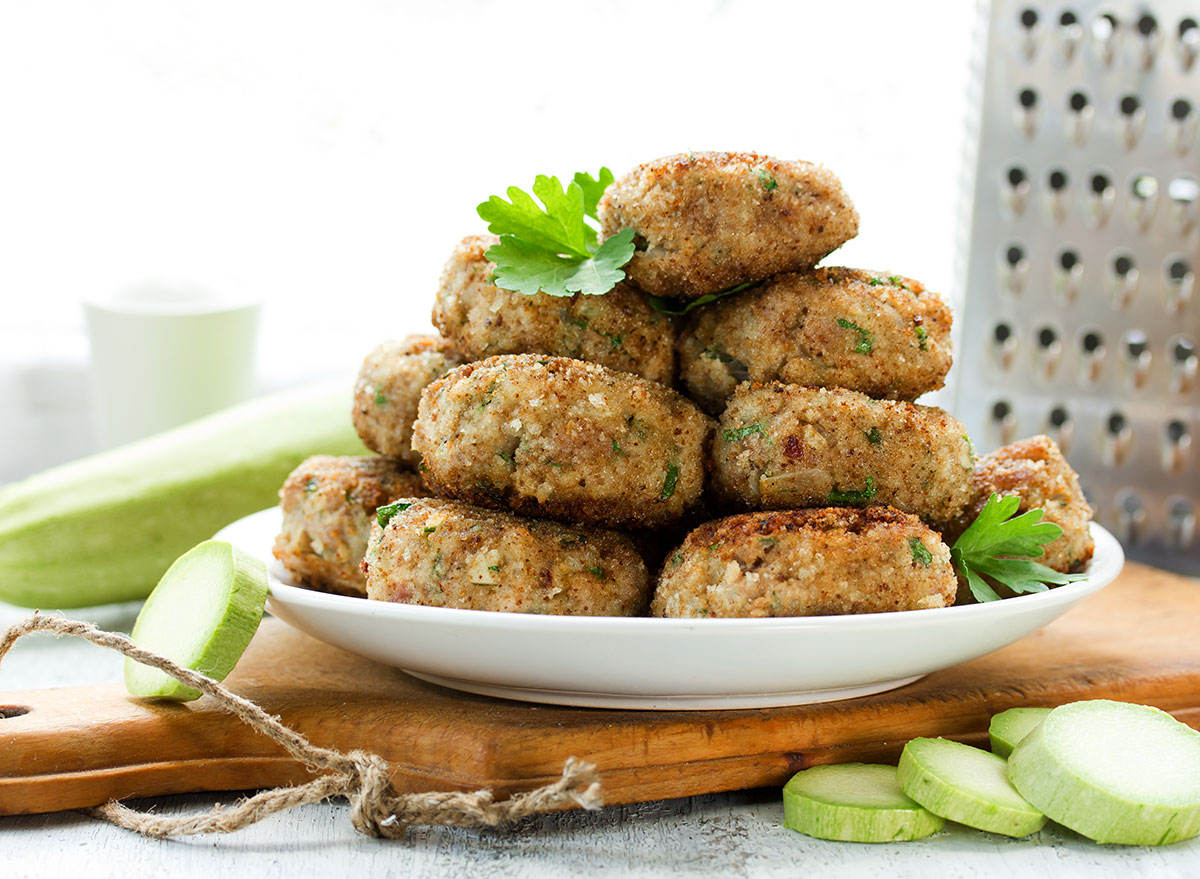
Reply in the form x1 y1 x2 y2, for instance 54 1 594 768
0 380 366 608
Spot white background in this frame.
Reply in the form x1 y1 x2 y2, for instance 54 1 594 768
0 0 976 482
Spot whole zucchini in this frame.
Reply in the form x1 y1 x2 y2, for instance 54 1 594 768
0 380 367 608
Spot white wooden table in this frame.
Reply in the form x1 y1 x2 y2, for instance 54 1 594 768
3 601 1198 878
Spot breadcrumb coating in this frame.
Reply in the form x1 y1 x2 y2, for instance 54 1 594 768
598 151 859 300
652 506 956 618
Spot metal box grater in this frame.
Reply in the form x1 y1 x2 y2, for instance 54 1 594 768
955 0 1200 574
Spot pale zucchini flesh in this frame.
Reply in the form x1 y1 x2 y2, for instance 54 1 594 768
782 763 945 843
124 540 268 701
1007 700 1200 845
898 737 1046 837
989 707 1051 758
0 380 365 608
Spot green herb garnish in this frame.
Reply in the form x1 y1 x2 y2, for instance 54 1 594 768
865 427 883 445
376 501 412 527
837 318 874 354
423 526 437 534
660 462 680 499
303 478 318 493
828 476 877 504
487 565 501 572
477 168 635 297
587 565 607 580
497 449 514 464
914 325 929 351
754 168 778 192
951 494 1086 603
723 422 765 442
612 439 623 456
647 282 754 316
373 389 388 406
909 538 933 567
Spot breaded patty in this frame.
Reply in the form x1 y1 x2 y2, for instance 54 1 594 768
679 268 953 413
352 335 462 465
943 436 1094 573
711 383 974 521
651 506 956 618
411 354 713 529
597 152 859 300
363 498 650 615
433 235 675 385
274 455 428 596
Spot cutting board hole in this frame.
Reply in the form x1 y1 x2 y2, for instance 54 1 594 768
0 705 31 719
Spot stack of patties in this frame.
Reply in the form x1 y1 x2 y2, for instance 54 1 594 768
273 150 1093 619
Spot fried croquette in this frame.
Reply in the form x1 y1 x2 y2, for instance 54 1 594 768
363 497 650 615
944 435 1094 573
274 455 429 596
597 152 859 300
711 383 974 521
411 354 713 529
678 268 953 413
352 335 462 466
433 235 675 384
651 506 957 618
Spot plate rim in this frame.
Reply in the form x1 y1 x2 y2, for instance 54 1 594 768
223 507 1126 631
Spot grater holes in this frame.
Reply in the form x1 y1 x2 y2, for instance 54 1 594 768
1044 168 1070 222
1168 175 1199 231
992 322 1017 369
1120 95 1140 115
1109 252 1139 307
1057 9 1083 58
1091 12 1118 65
1002 164 1031 215
1015 87 1038 135
1164 257 1194 314
1114 489 1145 543
1000 243 1029 293
1117 94 1146 148
1046 404 1073 452
1167 498 1196 549
1054 246 1082 301
1134 13 1160 67
1137 14 1157 37
1065 90 1093 144
1079 328 1105 383
1104 412 1133 468
1034 325 1062 378
1085 170 1115 227
991 400 1017 444
1121 329 1152 387
1128 173 1157 229
1170 335 1198 394
1181 17 1199 70
1168 100 1197 156
1020 8 1037 29
1163 420 1191 474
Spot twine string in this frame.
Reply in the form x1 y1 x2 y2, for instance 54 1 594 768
0 613 603 839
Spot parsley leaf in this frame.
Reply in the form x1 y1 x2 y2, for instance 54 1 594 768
828 476 877 504
837 318 874 354
647 282 754 315
376 501 412 528
950 493 1087 603
477 170 634 297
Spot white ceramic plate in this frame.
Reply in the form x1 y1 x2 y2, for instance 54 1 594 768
215 508 1125 711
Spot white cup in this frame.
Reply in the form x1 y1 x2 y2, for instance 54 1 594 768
84 280 261 448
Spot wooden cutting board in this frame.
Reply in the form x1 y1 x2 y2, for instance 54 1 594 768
2 561 1198 817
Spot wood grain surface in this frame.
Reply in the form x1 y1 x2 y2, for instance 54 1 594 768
2 561 1198 818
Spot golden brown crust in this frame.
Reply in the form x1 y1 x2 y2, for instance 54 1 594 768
411 354 713 529
710 383 974 522
352 335 462 465
679 268 954 412
274 455 428 596
651 506 956 618
942 436 1094 573
363 498 650 615
432 235 676 385
598 152 859 300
